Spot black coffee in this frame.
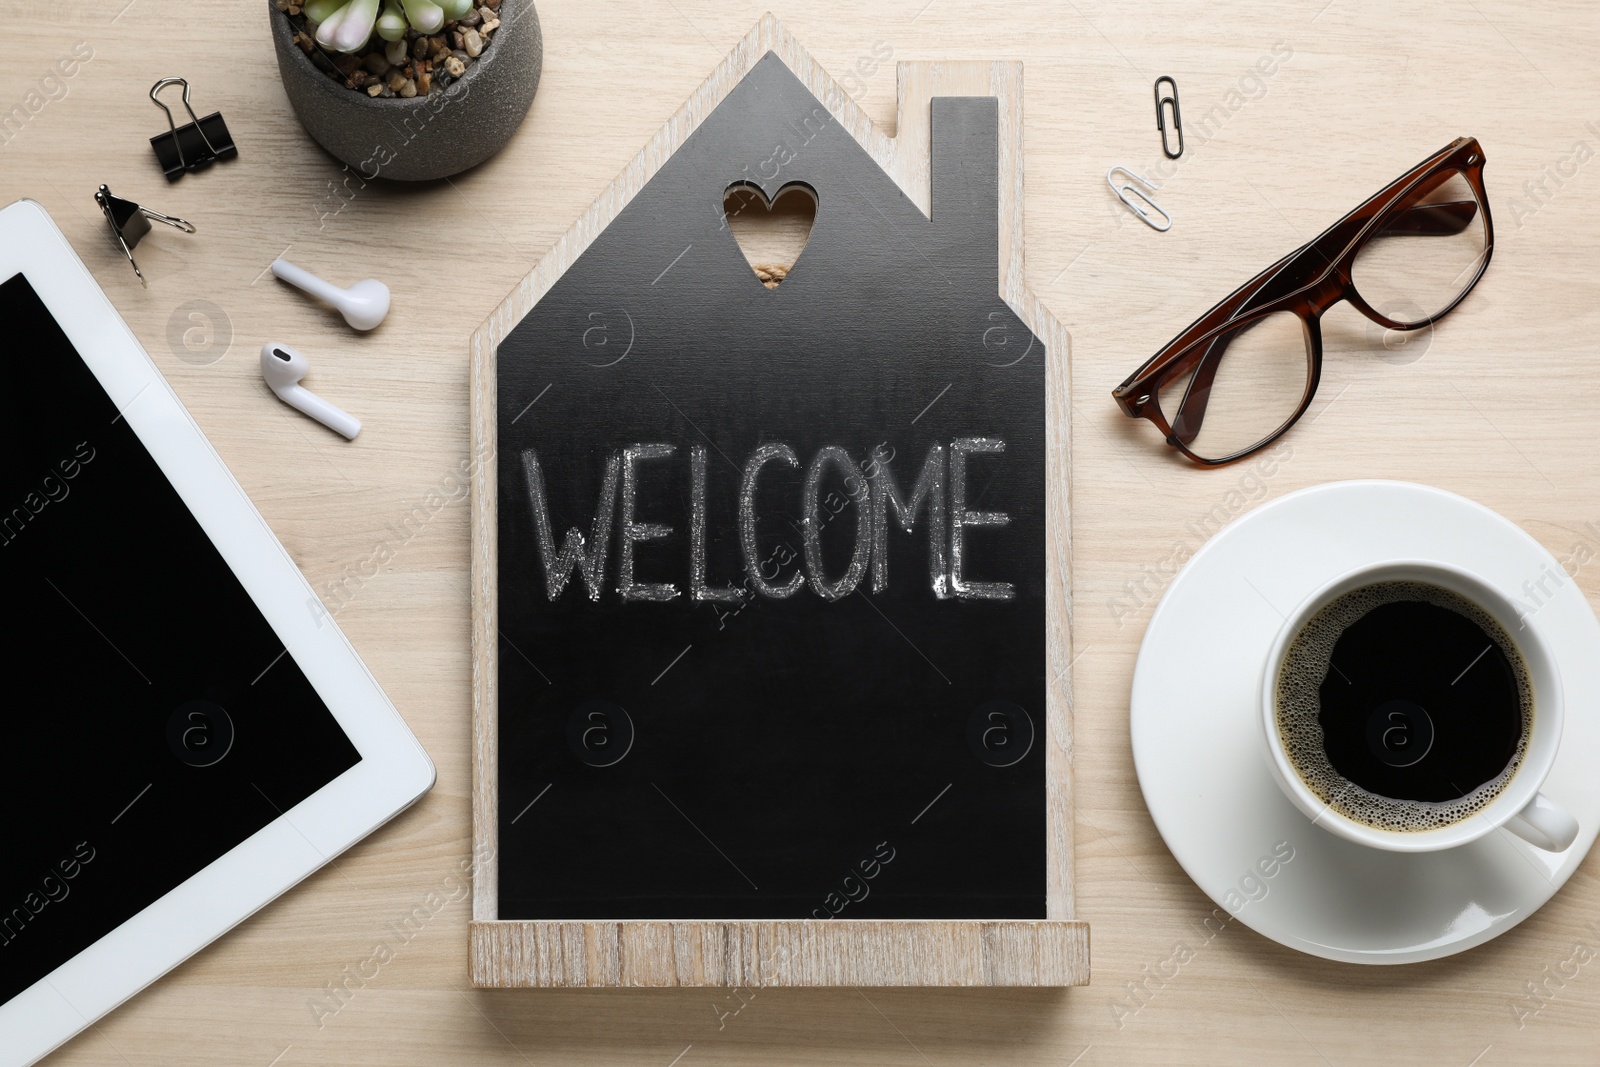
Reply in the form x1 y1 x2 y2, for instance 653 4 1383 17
1276 580 1533 832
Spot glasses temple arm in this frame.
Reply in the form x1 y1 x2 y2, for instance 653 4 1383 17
1377 200 1478 236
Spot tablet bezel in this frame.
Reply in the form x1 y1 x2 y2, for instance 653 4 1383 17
0 199 435 1067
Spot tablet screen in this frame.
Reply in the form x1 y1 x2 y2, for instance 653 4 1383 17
0 273 361 1006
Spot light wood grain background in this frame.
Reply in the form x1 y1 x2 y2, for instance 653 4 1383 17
6 0 1600 1062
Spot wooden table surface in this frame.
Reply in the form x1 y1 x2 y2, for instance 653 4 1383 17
8 0 1600 1063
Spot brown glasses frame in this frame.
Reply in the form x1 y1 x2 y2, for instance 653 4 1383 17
1112 136 1494 467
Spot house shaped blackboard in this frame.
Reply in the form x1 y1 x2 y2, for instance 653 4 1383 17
470 14 1085 987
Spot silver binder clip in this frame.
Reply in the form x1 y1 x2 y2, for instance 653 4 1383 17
1107 166 1172 232
94 184 196 288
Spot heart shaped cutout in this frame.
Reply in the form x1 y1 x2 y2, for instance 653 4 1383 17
723 181 817 289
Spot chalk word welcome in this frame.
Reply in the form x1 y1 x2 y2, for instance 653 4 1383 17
521 438 1015 604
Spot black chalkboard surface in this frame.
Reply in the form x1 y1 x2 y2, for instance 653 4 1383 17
495 53 1045 921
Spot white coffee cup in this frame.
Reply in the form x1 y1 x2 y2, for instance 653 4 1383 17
1260 559 1579 853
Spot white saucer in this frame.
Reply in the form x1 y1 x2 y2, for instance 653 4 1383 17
1129 480 1600 964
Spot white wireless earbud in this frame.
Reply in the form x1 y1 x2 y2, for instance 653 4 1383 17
260 343 362 440
270 257 391 331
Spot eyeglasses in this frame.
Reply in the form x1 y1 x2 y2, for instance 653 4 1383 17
1112 137 1493 466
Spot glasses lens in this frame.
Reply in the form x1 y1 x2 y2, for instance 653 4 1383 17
1157 310 1312 462
1351 169 1488 327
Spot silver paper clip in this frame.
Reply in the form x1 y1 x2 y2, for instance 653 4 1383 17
1107 166 1172 232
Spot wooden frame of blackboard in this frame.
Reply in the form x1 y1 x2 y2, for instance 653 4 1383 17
468 13 1087 987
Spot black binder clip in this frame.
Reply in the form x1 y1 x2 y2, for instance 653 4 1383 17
149 77 236 181
95 184 195 288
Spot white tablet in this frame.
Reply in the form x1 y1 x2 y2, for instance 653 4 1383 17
0 199 435 1066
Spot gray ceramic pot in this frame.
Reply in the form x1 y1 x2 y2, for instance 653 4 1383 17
268 0 541 182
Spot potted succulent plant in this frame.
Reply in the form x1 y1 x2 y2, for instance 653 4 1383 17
268 0 541 181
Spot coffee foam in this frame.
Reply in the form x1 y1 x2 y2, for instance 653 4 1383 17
1275 580 1533 833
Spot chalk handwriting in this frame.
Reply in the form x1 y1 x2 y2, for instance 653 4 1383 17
520 440 1014 604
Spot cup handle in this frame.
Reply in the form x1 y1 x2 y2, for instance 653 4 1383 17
1505 792 1580 852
